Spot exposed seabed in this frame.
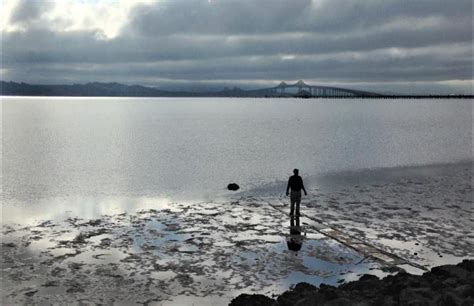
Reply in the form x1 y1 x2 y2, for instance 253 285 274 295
1 162 472 305
2 197 388 305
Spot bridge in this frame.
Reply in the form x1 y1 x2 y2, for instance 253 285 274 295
258 80 382 98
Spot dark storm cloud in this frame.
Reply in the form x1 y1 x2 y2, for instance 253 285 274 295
5 42 470 89
3 24 470 64
9 0 51 26
130 0 313 36
1 0 472 93
129 0 470 36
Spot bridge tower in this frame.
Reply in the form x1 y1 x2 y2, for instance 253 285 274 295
296 80 308 93
277 81 288 94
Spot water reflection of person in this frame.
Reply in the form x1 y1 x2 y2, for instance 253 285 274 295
287 216 303 252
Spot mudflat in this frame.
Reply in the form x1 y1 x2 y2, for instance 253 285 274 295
1 161 472 304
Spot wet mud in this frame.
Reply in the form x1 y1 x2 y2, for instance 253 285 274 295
1 198 383 305
297 164 473 269
1 163 472 304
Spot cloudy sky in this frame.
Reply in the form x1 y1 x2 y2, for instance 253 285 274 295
1 0 472 94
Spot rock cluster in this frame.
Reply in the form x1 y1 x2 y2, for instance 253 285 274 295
227 183 240 191
230 259 474 306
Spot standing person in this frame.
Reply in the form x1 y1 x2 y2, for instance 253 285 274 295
286 169 307 216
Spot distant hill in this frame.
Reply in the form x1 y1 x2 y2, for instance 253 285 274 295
1 81 472 98
0 81 258 97
0 81 179 97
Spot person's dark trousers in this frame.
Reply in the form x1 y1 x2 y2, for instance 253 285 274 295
290 190 302 215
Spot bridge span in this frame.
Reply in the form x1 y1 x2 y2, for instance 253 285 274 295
260 80 382 97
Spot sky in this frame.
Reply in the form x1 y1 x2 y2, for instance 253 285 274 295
1 0 472 94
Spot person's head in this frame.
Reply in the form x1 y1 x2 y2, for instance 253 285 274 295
287 237 302 252
293 169 299 175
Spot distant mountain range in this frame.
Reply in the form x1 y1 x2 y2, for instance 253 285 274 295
0 81 270 98
1 81 186 97
1 81 472 98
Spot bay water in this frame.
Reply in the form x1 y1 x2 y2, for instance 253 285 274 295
1 97 472 223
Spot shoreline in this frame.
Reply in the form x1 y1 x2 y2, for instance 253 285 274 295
2 81 473 99
2 94 474 99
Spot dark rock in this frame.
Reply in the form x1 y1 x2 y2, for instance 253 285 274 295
459 259 474 272
318 284 339 301
292 293 329 306
229 294 275 306
294 282 318 292
326 297 362 306
227 183 240 191
378 295 398 306
442 277 459 287
229 260 474 306
340 274 381 293
277 283 318 306
319 283 335 290
431 265 470 281
441 292 462 306
399 287 434 305
359 274 379 281
453 284 473 298
430 279 444 291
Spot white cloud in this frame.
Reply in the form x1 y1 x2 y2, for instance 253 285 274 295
1 0 154 39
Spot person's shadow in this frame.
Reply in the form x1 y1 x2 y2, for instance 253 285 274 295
287 216 304 252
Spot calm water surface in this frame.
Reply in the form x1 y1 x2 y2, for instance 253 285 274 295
2 97 472 223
